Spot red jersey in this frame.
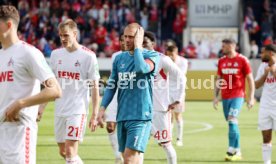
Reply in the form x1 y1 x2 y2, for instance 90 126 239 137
217 54 251 99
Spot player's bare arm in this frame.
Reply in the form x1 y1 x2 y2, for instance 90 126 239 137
97 107 106 128
246 73 255 109
5 77 62 122
89 80 100 132
213 75 221 110
255 66 270 89
37 103 48 122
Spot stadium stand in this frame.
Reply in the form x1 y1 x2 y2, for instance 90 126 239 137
0 0 187 57
0 0 275 60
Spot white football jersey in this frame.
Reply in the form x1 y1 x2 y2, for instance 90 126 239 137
153 53 185 112
169 55 188 102
0 41 54 123
50 46 100 116
255 62 276 110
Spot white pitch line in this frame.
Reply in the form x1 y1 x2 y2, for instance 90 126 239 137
184 121 213 134
38 121 213 142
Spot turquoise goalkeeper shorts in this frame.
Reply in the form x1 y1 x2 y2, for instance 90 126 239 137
117 120 151 153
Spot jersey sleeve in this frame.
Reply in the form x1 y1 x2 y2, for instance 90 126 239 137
87 53 100 80
217 59 222 76
182 59 188 75
111 52 118 63
101 55 119 108
109 52 119 75
164 56 186 102
49 51 56 73
26 47 55 83
147 51 160 69
255 63 265 81
242 57 252 75
134 49 159 74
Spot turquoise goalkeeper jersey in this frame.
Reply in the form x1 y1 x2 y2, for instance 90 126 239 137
101 48 160 122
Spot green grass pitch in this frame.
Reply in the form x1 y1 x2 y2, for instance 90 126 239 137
37 101 276 164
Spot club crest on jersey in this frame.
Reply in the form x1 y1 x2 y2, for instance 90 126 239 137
222 63 226 67
145 112 150 117
75 60 81 67
7 57 14 66
234 62 239 67
120 64 125 69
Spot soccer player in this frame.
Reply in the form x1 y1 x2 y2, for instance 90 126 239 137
105 33 125 164
255 44 276 164
0 5 61 163
39 19 100 164
97 23 160 164
143 31 185 164
213 38 255 161
165 45 188 147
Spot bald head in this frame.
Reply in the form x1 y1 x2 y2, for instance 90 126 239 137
125 23 141 31
123 23 141 36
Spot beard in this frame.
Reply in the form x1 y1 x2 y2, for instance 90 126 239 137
262 58 269 62
261 55 270 62
222 49 230 55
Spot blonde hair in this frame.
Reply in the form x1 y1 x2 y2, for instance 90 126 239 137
58 19 78 31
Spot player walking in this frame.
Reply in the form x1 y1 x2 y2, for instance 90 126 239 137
97 23 160 164
40 19 100 164
213 39 255 161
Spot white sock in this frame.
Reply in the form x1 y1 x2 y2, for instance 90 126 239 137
176 120 183 141
162 142 177 164
227 147 235 153
66 156 78 164
139 153 144 164
171 123 174 136
108 132 121 159
262 143 272 164
76 155 83 164
235 148 241 155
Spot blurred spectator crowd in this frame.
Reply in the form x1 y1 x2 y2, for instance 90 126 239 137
244 0 276 59
1 0 187 58
4 0 276 59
